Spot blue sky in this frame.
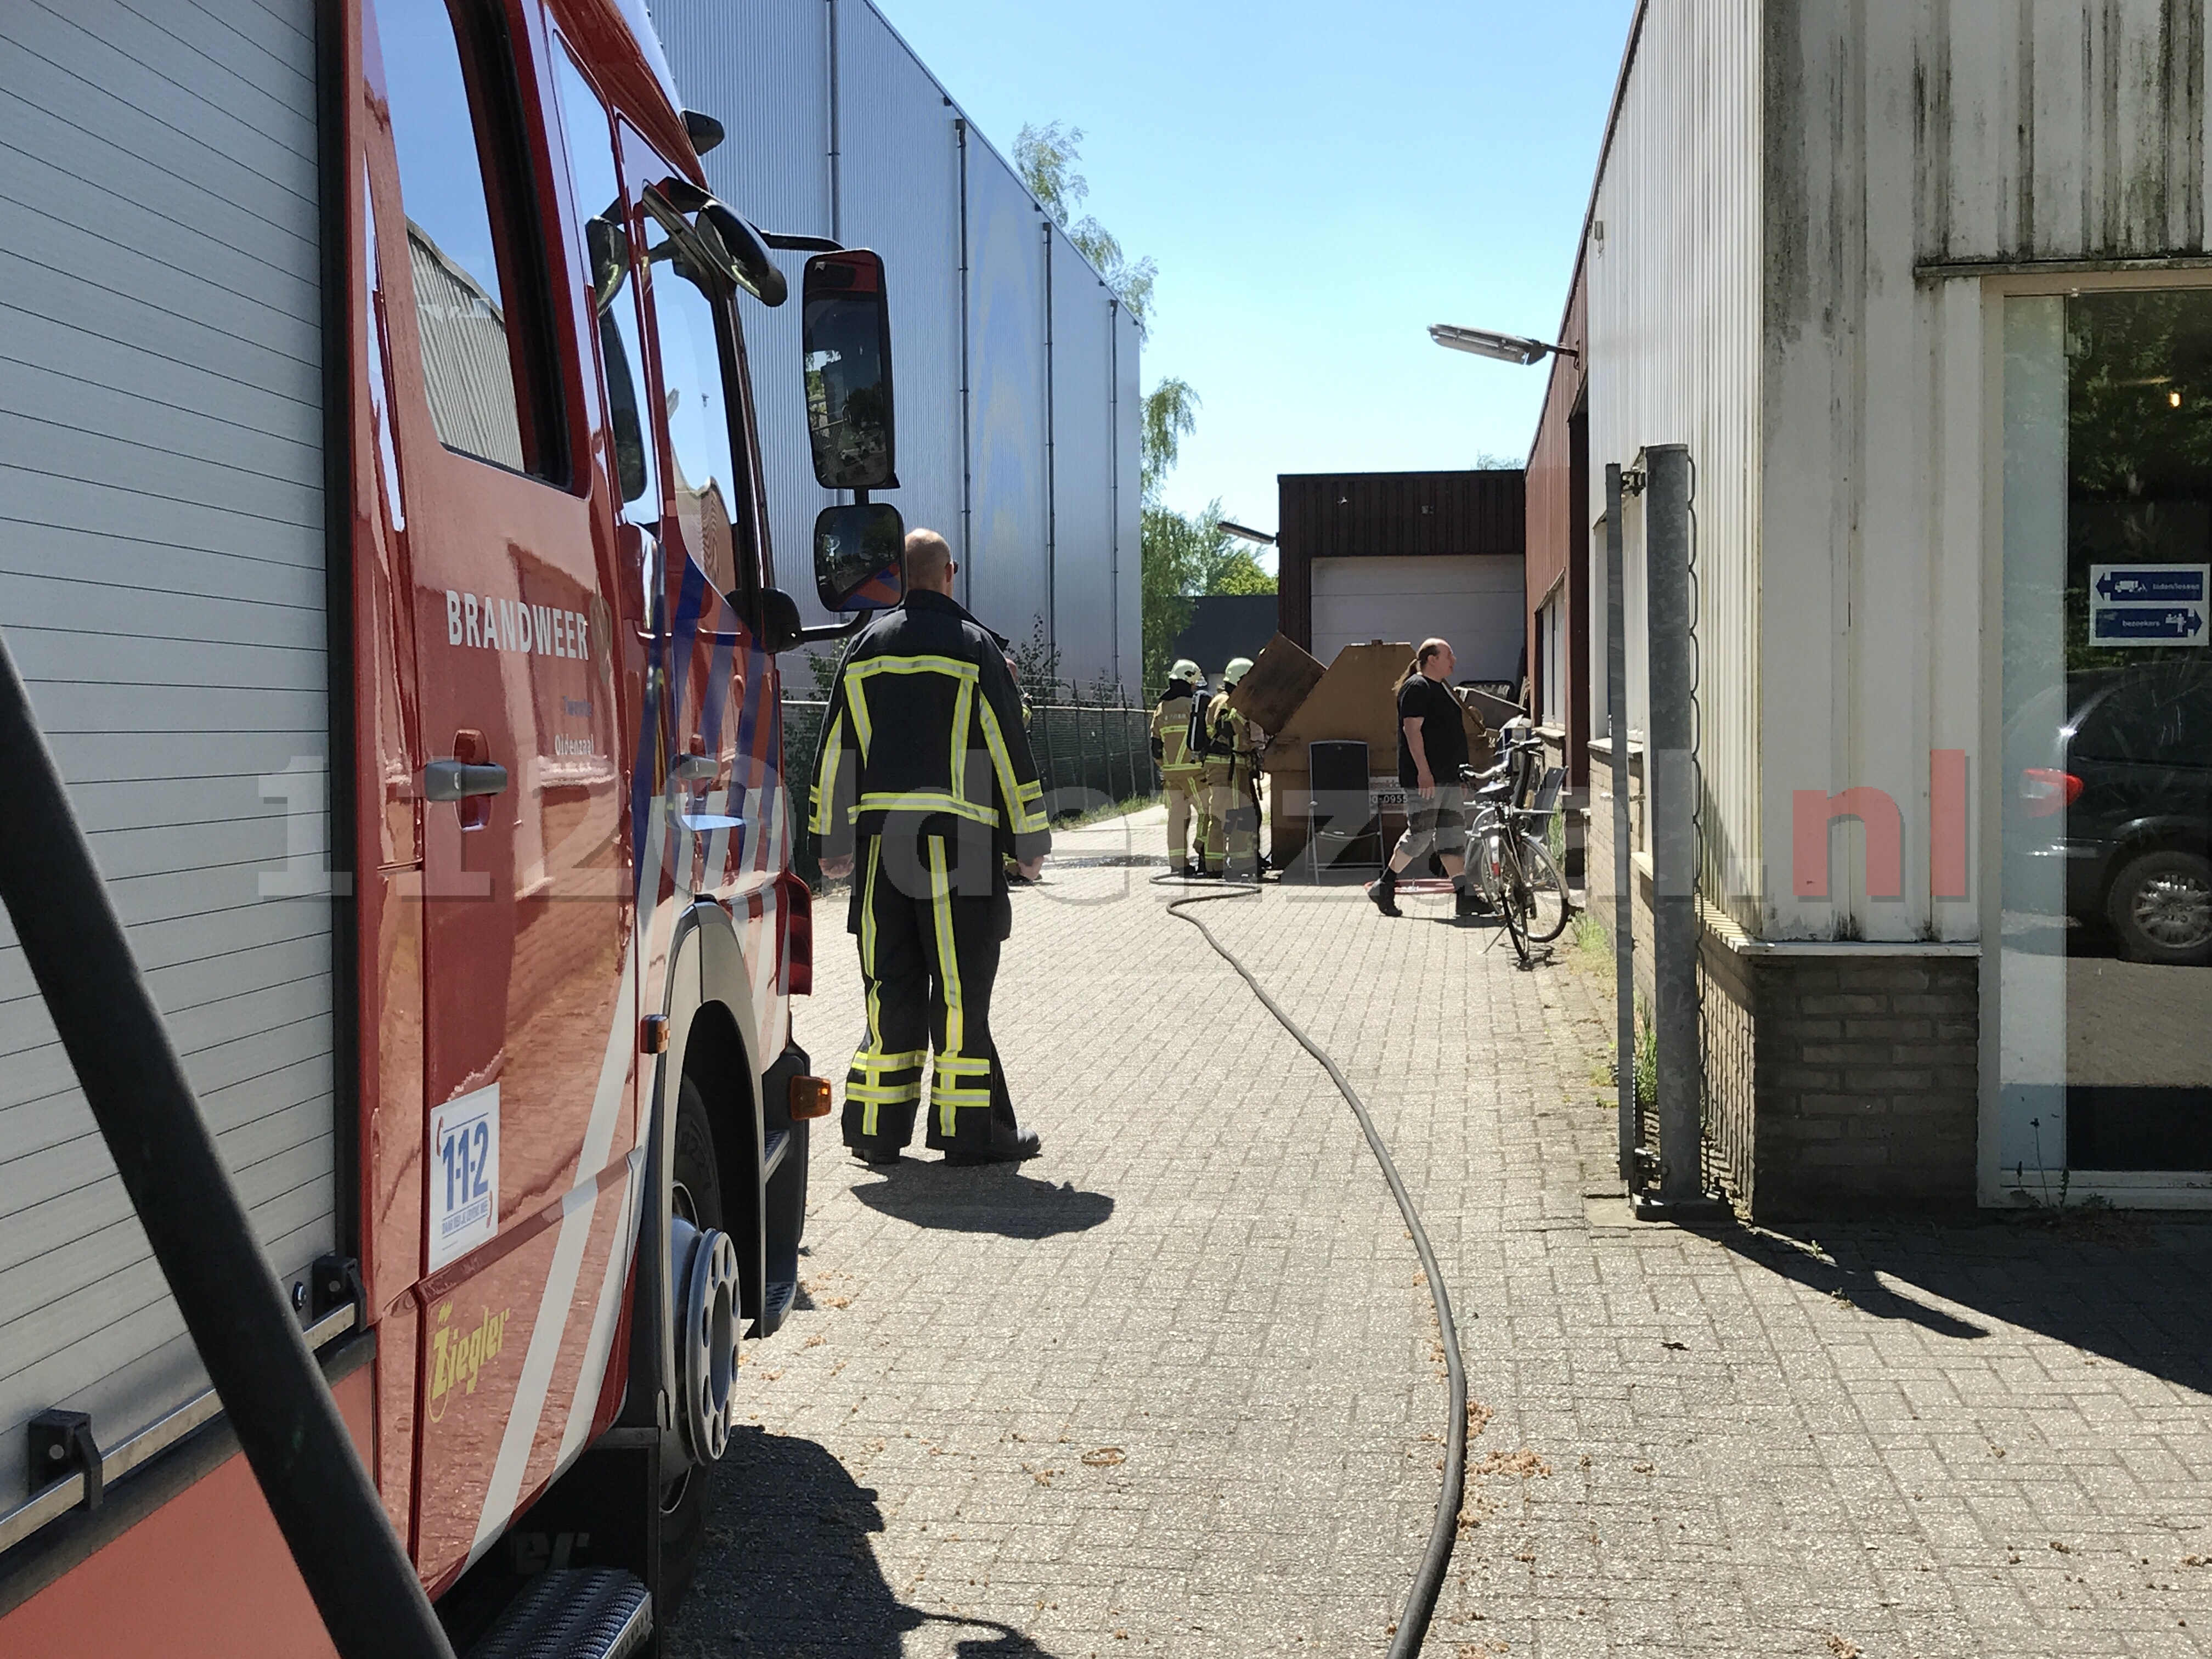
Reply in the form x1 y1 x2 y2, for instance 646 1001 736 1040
871 0 1638 540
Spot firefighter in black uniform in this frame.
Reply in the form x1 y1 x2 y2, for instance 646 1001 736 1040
811 529 1052 1166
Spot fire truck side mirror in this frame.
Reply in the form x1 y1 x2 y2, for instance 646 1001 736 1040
813 502 906 613
802 250 897 490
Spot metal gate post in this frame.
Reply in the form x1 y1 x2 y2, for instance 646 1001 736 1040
1642 444 1705 1210
1605 464 1636 1188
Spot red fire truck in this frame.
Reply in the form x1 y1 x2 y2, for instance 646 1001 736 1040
0 0 905 1652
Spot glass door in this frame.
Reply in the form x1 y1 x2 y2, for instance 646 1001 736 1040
1999 290 2212 1189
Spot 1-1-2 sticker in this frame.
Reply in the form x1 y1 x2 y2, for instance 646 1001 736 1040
428 1084 500 1272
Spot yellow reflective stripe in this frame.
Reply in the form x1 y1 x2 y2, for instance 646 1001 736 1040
846 1082 922 1105
931 1054 992 1077
848 653 981 680
841 664 874 761
949 675 974 802
811 714 845 835
978 699 1047 835
927 838 965 1136
857 837 884 1141
855 791 1001 827
851 1050 928 1073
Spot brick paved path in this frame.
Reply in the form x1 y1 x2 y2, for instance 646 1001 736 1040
670 809 2212 1658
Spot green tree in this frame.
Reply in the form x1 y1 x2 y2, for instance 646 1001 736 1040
1015 122 1271 691
1209 550 1276 596
1016 121 1157 332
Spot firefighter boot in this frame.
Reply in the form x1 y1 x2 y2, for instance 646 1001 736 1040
944 1065 1042 1165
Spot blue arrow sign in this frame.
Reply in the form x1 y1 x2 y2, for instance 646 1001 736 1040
2093 607 2205 641
2095 567 2207 603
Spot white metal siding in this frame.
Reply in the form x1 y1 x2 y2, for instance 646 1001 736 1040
962 147 1049 642
0 0 333 1503
1114 303 1142 689
837 7 965 579
1752 1 2210 943
1882 0 2209 265
655 0 1140 689
1049 231 1114 690
1587 0 1763 928
1310 556 1526 682
657 0 833 612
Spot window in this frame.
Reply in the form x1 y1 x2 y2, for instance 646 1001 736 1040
1999 287 2212 1178
640 206 754 601
379 0 562 478
549 42 654 516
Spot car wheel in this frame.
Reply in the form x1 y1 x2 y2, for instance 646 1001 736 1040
2106 849 2212 967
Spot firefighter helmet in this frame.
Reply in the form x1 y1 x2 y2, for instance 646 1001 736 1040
1222 657 1254 687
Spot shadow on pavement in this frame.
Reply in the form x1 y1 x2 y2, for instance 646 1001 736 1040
850 1167 1115 1239
1724 1215 2212 1394
668 1426 1065 1658
1714 1226 1991 1339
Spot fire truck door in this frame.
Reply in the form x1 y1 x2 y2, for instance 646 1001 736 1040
364 0 638 1581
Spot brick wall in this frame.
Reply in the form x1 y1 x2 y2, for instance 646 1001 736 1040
1584 747 1981 1218
1697 923 1758 1209
1751 956 1979 1217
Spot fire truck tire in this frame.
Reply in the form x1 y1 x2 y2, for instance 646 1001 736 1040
661 1074 725 1611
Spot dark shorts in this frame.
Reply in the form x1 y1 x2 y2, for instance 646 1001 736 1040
1394 786 1467 860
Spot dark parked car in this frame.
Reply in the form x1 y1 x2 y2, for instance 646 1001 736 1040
2003 662 2212 965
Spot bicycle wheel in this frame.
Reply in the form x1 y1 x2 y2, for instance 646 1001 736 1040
1494 833 1532 967
1516 834 1571 943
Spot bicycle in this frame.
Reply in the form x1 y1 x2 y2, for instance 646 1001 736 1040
1461 733 1572 967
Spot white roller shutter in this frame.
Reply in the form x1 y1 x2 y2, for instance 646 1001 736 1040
0 0 335 1508
1311 555 1526 682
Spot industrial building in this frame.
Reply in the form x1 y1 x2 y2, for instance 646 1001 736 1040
1530 1 2212 1216
1274 470 1526 686
654 0 1143 693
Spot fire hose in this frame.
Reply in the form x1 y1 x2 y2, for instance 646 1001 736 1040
1152 871 1468 1658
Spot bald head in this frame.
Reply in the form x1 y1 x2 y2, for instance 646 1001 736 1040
904 528 956 596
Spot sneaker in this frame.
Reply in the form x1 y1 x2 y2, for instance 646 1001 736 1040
1367 880 1402 918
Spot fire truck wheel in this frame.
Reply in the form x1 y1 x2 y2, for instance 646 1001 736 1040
661 1073 728 1609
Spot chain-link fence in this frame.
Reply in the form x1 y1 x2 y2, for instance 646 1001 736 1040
780 691 1159 888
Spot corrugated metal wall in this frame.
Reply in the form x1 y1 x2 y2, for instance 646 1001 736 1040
656 0 829 596
835 12 963 557
1585 0 1763 930
1050 232 1115 688
1113 302 1142 687
0 0 335 1507
1754 0 2211 944
962 146 1049 639
651 0 1140 690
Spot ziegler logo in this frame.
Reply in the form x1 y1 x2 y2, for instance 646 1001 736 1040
428 1301 512 1423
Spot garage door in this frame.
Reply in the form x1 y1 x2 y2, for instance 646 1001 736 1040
0 0 335 1510
1311 555 1525 681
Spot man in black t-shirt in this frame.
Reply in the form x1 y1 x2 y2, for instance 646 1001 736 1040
1369 637 1483 918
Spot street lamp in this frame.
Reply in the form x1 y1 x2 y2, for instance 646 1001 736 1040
1427 323 1579 366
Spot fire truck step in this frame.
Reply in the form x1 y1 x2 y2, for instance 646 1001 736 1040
761 1277 797 1327
763 1127 792 1178
466 1567 651 1659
